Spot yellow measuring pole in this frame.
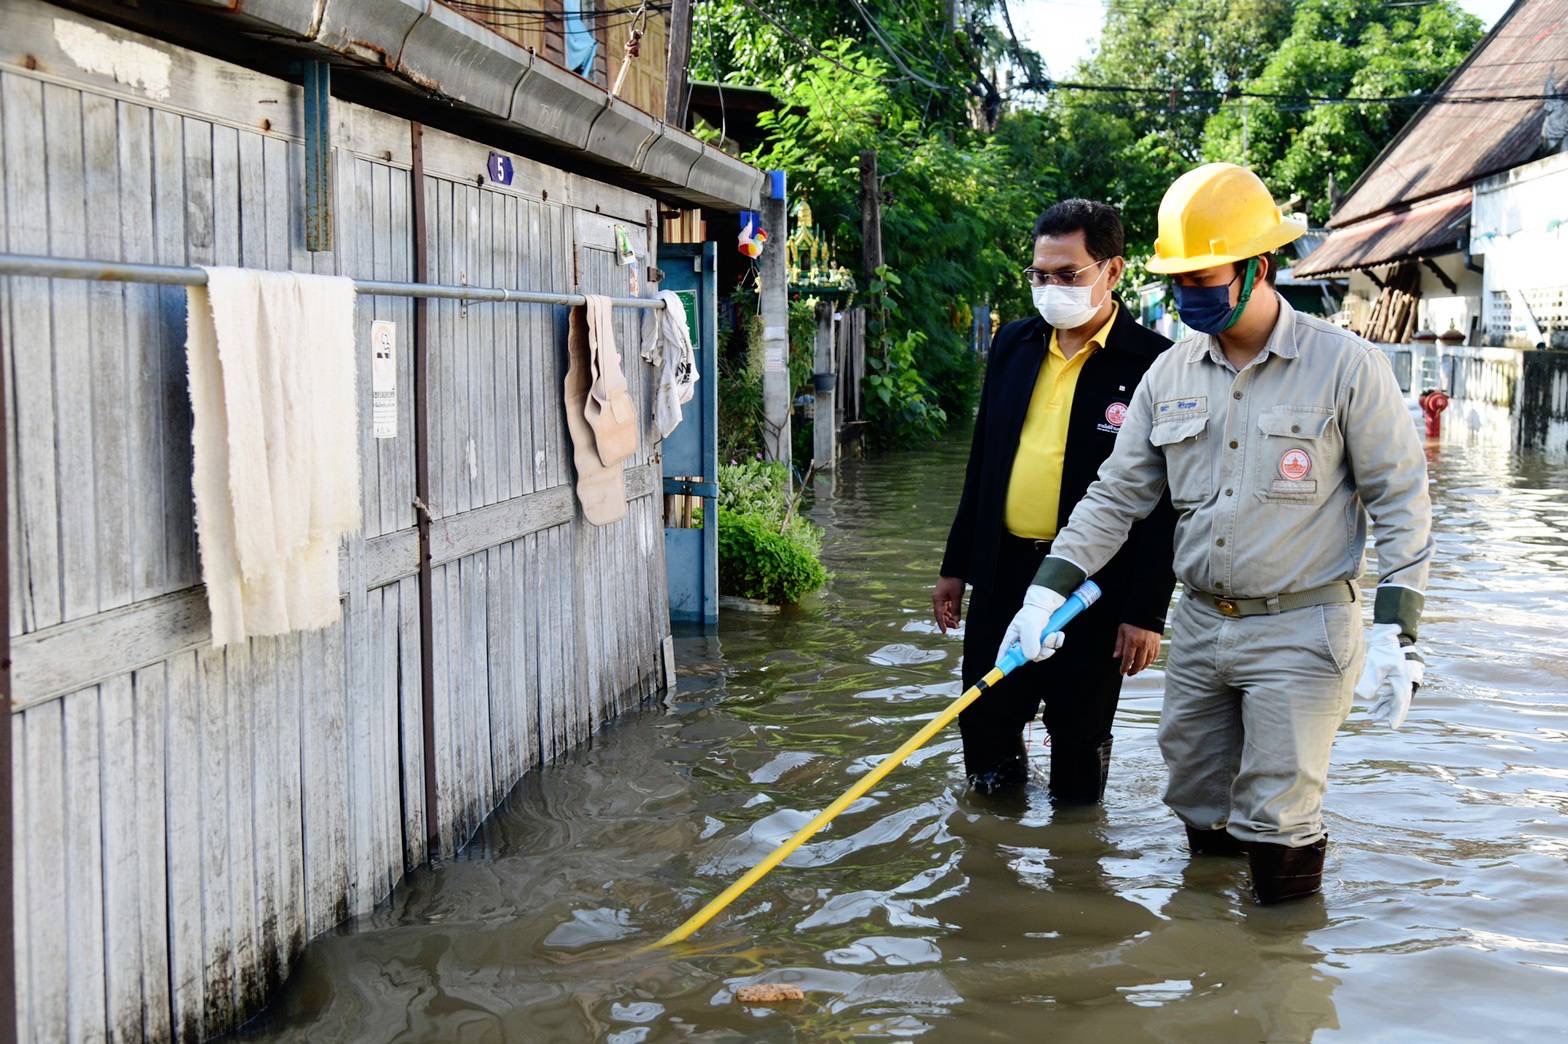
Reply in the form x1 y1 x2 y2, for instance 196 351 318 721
645 664 1007 950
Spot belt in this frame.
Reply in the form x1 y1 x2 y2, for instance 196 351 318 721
1188 581 1358 618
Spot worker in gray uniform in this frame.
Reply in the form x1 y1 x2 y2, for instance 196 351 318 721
999 163 1433 904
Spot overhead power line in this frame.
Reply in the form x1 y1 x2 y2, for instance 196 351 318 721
845 0 957 92
996 0 1044 87
1018 77 1568 108
732 0 942 89
444 0 672 20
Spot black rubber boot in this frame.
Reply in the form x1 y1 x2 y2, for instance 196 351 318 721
1047 736 1113 805
967 749 1029 795
1246 836 1328 904
1185 824 1245 857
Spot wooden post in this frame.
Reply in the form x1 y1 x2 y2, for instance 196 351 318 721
760 177 792 484
812 299 836 495
664 0 693 127
860 151 883 281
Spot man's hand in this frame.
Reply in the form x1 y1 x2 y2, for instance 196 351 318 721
933 576 965 635
1113 624 1161 676
1355 623 1424 729
998 585 1068 665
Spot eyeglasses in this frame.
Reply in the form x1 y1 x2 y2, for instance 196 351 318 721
1023 258 1110 289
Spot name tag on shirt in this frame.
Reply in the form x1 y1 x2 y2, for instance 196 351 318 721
1154 395 1208 418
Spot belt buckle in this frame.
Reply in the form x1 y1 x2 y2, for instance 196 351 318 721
1216 598 1239 617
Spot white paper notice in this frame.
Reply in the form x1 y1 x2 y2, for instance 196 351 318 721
371 319 397 439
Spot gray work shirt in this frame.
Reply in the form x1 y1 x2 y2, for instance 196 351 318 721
1036 295 1433 637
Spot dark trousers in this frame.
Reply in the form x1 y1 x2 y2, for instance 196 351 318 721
959 533 1125 802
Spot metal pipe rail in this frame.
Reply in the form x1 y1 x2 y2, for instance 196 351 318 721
0 253 665 310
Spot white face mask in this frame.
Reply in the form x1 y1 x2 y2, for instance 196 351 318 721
1032 281 1106 330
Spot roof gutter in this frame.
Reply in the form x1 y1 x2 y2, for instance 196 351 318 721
55 0 763 210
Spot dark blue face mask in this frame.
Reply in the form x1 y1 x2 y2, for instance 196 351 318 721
1174 258 1259 335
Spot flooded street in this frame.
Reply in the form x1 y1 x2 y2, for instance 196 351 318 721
244 434 1568 1042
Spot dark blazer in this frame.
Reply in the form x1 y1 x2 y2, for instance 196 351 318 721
941 302 1179 633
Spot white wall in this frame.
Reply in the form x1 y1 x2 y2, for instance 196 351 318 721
1472 151 1568 348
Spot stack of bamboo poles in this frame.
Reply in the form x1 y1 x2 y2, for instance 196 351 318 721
1359 262 1423 344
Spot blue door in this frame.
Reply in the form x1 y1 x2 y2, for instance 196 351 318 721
659 242 719 628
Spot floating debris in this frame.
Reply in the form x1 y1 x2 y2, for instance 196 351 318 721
734 984 806 1004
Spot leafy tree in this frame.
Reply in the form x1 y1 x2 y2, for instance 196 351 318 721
1203 0 1483 222
703 31 1051 429
687 0 1483 443
1076 0 1294 151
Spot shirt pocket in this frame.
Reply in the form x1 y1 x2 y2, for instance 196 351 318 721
1150 414 1211 508
1253 406 1335 506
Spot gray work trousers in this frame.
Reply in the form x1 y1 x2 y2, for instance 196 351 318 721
1159 593 1364 847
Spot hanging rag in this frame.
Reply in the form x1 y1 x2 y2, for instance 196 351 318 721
640 290 699 438
187 267 360 647
564 301 629 525
583 293 639 467
562 0 598 77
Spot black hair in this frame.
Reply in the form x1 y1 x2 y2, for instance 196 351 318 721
1032 199 1125 261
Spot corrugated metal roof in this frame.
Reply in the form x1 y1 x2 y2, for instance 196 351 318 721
1330 0 1568 228
1296 189 1471 276
1290 228 1329 260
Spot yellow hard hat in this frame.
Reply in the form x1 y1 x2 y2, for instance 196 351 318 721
1146 163 1307 275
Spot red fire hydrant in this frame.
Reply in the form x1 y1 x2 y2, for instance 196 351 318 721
1419 389 1450 439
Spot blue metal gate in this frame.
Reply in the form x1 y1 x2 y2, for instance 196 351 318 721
658 242 719 628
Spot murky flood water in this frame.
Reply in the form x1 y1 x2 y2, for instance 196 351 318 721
244 434 1568 1042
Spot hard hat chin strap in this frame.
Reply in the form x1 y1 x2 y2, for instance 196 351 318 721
1219 257 1260 333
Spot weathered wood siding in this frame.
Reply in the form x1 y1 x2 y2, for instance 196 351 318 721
1 4 671 1041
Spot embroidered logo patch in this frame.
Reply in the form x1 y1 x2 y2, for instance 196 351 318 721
1105 402 1127 428
1279 448 1312 481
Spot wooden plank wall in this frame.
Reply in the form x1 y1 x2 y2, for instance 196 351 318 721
447 0 669 116
606 0 670 117
0 5 672 1041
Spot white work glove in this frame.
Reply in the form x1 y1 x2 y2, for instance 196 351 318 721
1355 623 1425 729
997 585 1068 665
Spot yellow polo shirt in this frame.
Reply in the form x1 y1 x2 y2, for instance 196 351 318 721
1004 306 1117 540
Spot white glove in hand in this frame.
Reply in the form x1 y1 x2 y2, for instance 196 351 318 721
1355 623 1424 729
997 585 1068 665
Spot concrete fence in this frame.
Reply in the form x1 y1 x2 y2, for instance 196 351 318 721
1375 341 1568 451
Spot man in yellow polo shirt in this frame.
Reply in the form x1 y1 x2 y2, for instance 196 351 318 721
934 199 1178 801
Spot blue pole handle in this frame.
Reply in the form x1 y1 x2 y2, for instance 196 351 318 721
995 580 1102 675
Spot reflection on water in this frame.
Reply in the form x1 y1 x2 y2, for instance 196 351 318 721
242 437 1568 1042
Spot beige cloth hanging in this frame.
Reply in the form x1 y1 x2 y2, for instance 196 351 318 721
564 301 629 525
186 267 361 646
583 293 638 467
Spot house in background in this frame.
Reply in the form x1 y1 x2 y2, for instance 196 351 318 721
1295 0 1568 349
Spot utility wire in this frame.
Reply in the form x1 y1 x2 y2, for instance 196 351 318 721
845 0 958 92
453 10 661 33
996 0 1044 87
733 0 944 89
1018 77 1568 107
444 0 671 18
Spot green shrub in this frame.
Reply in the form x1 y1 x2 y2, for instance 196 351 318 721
714 460 828 604
718 459 790 519
718 511 829 605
